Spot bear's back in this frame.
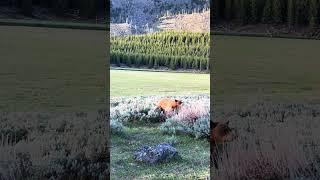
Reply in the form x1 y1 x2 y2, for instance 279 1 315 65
157 99 175 109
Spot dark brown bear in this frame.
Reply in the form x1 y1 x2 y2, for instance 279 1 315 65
210 121 237 169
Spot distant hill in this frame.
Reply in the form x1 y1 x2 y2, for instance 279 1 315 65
111 0 209 33
158 10 209 33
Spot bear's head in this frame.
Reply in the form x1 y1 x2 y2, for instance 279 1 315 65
174 99 183 107
210 121 237 144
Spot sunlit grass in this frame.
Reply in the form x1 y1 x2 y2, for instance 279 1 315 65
110 69 209 97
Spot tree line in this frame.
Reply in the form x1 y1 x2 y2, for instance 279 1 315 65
111 31 210 71
213 0 320 29
0 0 107 18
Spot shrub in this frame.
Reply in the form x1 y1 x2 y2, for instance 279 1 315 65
0 110 108 179
110 119 124 134
164 135 179 146
111 95 210 138
213 102 320 179
110 97 166 123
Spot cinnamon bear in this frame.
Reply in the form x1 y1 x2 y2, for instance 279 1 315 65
156 98 183 115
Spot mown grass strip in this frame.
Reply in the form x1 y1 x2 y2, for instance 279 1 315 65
0 18 107 30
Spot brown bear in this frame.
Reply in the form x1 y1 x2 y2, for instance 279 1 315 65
210 120 237 169
156 98 183 116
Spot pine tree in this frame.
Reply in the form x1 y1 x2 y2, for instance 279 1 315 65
262 0 273 23
240 0 248 24
213 0 220 22
288 0 295 27
250 0 258 24
225 0 232 20
21 0 33 16
272 0 282 24
309 0 319 29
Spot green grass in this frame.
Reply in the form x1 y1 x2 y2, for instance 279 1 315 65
111 123 209 179
110 69 210 97
0 25 107 112
214 35 320 105
111 70 210 179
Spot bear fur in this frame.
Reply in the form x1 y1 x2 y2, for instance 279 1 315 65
156 98 183 115
210 121 237 169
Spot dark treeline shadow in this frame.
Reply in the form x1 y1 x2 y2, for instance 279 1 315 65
0 0 107 20
211 0 320 39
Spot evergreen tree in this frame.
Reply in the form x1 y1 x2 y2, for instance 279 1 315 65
21 0 33 16
225 0 232 20
240 0 248 24
288 0 296 27
233 0 242 22
262 0 273 23
309 0 319 29
213 0 220 22
250 0 258 24
272 0 282 24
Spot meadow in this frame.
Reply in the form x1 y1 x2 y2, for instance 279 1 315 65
212 35 320 179
0 25 107 112
110 95 210 179
0 25 108 179
213 35 320 105
110 69 210 97
213 102 320 179
110 65 210 178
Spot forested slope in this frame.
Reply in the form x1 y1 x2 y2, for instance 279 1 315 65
212 0 320 38
111 31 210 71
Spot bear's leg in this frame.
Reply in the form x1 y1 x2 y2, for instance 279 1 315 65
160 107 165 114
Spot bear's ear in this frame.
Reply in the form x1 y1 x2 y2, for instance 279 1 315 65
225 121 230 126
211 121 218 129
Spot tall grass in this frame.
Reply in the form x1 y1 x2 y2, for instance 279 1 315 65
212 102 320 179
111 95 210 138
0 111 108 179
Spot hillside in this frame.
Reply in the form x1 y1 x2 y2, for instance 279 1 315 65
158 10 209 33
111 0 209 33
212 0 320 38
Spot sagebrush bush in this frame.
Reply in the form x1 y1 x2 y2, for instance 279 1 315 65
192 117 210 138
110 119 124 134
159 98 210 138
110 97 165 123
164 135 179 146
159 116 210 138
212 102 320 180
159 118 192 135
0 110 108 180
111 95 210 138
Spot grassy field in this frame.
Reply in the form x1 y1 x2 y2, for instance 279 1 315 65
0 25 107 112
212 35 320 179
213 35 320 105
110 69 210 179
0 25 108 179
111 123 209 179
110 69 209 97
